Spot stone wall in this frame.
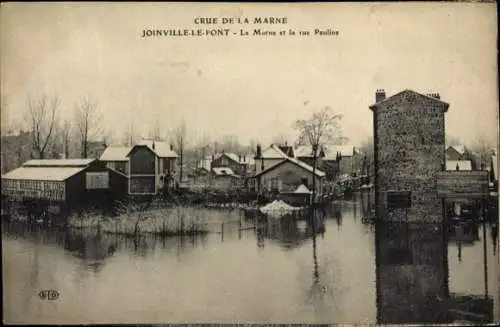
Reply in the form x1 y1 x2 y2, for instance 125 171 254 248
373 91 447 222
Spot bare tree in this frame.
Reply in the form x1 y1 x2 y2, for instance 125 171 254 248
173 119 188 184
149 116 162 141
469 136 495 169
293 106 342 203
75 96 100 158
359 138 374 182
60 119 72 159
26 94 60 159
122 120 137 147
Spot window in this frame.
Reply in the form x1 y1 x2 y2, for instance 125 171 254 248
387 191 412 209
130 176 155 194
115 162 126 173
86 172 109 189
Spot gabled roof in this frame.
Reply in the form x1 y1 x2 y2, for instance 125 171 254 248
369 89 449 112
100 146 131 161
137 140 178 158
261 144 290 159
446 145 467 155
254 157 325 178
22 159 96 167
2 166 87 181
446 160 472 171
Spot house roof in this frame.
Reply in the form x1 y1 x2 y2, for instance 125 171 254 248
324 145 357 159
446 160 472 171
446 145 467 155
294 145 326 158
254 157 326 178
369 89 449 112
212 167 239 177
137 140 178 158
2 166 86 181
100 146 131 161
22 159 96 167
261 144 290 159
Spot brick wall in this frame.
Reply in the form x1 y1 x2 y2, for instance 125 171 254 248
372 90 448 222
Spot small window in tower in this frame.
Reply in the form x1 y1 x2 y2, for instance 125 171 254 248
387 191 412 209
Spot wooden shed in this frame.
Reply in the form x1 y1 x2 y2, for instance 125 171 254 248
1 159 128 217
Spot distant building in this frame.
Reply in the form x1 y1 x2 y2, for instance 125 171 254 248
445 145 470 161
324 145 363 177
211 167 242 190
293 145 326 168
253 156 326 196
210 151 255 177
370 89 449 222
254 143 293 174
100 146 130 176
100 140 178 195
126 140 178 195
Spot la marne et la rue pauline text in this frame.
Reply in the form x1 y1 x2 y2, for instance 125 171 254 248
141 16 339 37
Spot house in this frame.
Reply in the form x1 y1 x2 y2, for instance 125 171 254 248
1 158 127 216
445 145 470 161
100 139 178 195
210 151 255 177
211 167 242 190
323 145 363 176
126 140 178 195
294 145 326 168
370 89 449 222
100 146 130 176
254 143 293 174
253 156 326 196
445 160 472 171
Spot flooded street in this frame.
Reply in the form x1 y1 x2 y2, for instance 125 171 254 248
2 194 498 324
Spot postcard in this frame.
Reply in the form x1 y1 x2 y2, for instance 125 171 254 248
1 2 498 325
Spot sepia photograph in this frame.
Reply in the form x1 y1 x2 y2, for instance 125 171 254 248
1 2 498 325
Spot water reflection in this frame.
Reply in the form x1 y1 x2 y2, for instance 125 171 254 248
375 207 497 324
2 194 497 324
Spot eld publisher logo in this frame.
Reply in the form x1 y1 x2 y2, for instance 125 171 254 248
38 289 59 301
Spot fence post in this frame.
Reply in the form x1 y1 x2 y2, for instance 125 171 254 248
238 219 242 239
221 222 224 241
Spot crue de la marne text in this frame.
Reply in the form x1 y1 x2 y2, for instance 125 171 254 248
193 17 288 24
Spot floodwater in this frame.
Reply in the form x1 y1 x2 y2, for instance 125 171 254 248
2 193 499 324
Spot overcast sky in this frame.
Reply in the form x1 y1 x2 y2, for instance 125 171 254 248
1 2 497 148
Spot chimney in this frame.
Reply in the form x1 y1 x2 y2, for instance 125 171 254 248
375 89 386 103
239 155 242 162
152 140 156 150
170 144 174 150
